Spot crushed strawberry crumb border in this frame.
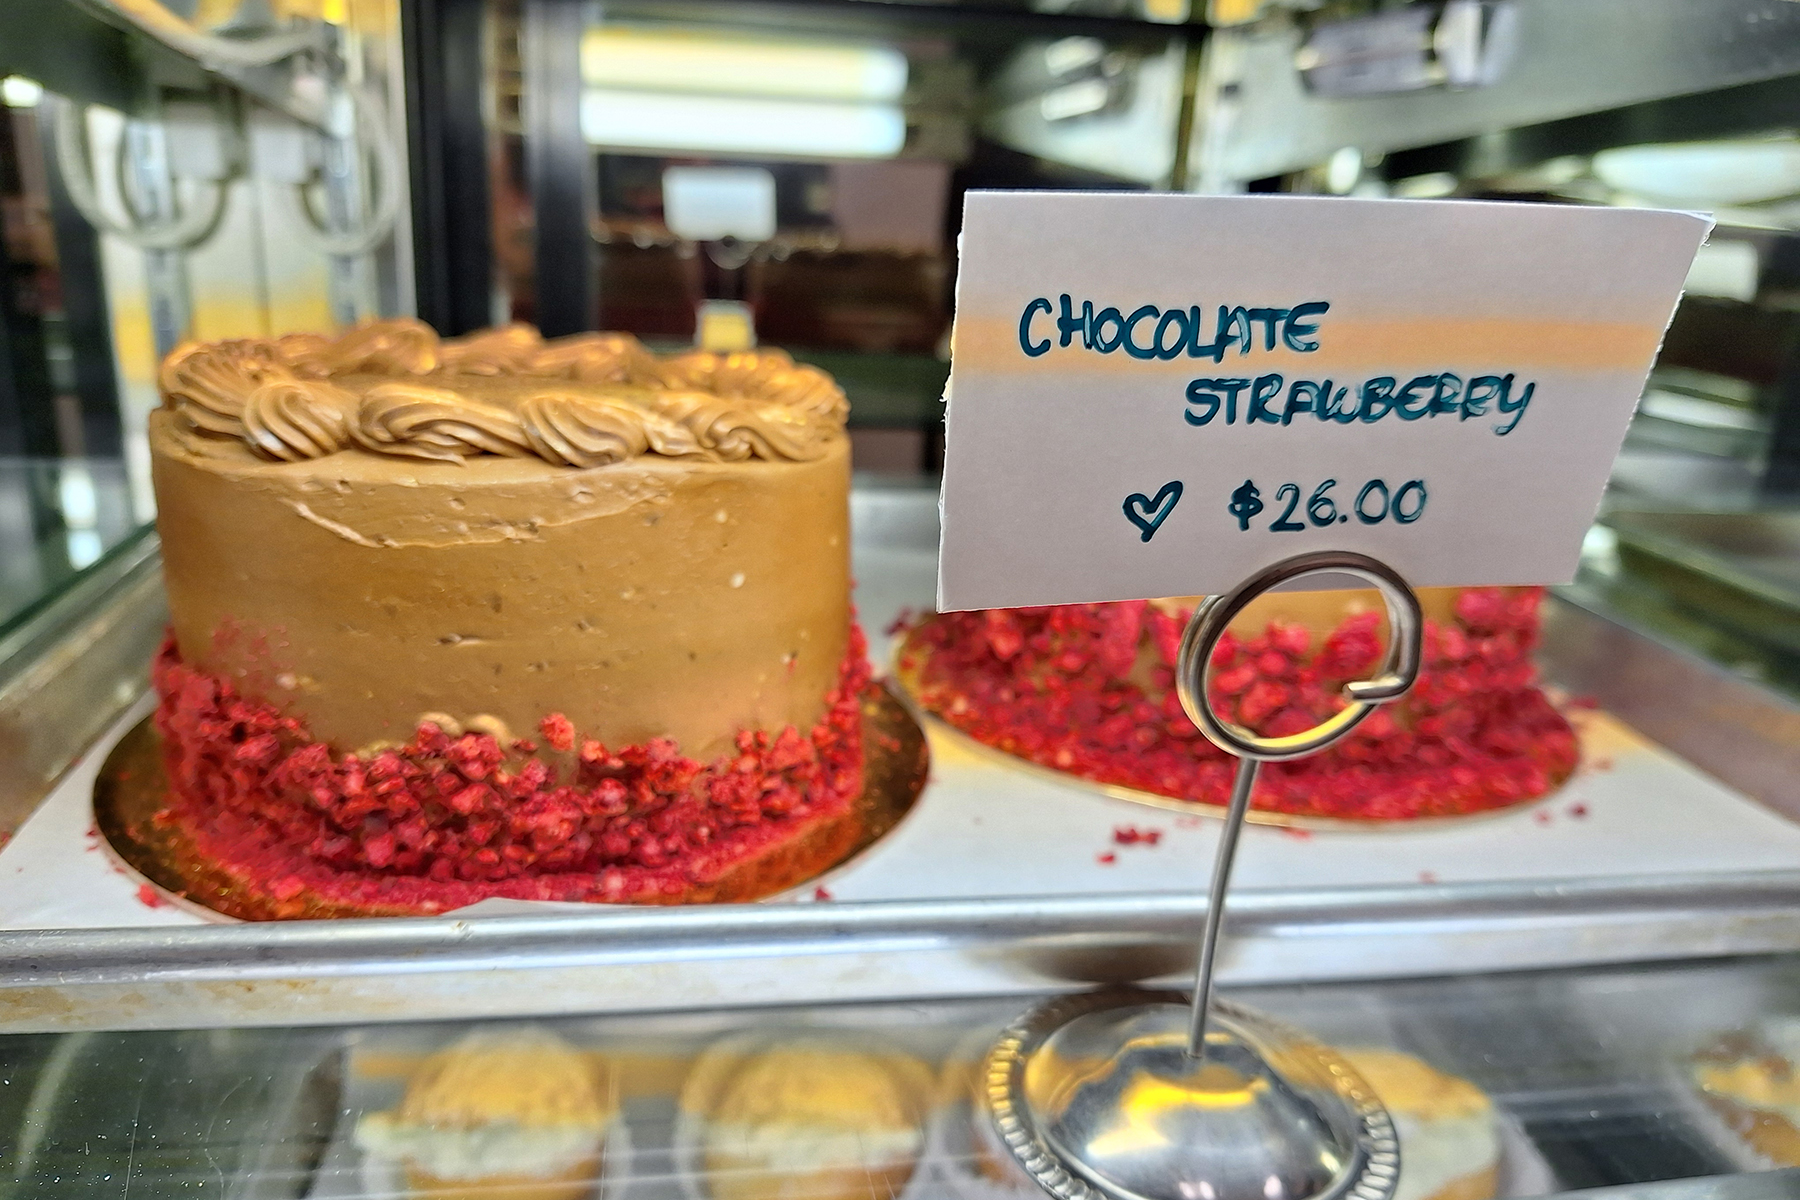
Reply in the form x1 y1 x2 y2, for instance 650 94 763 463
896 589 1577 821
151 623 870 911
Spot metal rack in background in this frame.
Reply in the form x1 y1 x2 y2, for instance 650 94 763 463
0 0 413 457
452 0 1800 488
0 1 416 664
1192 0 1800 504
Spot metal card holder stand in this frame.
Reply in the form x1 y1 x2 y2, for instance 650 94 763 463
984 551 1424 1200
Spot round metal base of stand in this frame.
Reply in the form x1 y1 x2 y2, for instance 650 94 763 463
983 989 1399 1200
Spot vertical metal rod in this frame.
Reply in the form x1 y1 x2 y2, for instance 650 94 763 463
1187 754 1259 1059
323 118 373 326
1174 553 1423 1061
123 119 191 357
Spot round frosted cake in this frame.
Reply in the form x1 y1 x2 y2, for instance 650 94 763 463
897 587 1577 822
150 319 867 915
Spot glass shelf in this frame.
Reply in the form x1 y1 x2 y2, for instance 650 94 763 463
7 955 1800 1198
0 456 147 647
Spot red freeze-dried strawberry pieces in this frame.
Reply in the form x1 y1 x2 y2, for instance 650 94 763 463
539 713 575 752
151 623 871 908
898 590 1576 821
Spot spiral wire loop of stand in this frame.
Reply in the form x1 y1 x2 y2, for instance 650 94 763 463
985 551 1424 1200
1176 550 1424 1059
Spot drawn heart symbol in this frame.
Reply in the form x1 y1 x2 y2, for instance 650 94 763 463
1123 481 1183 543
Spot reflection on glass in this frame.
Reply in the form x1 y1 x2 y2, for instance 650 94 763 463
582 91 907 160
9 958 1799 1194
0 458 141 635
581 29 909 101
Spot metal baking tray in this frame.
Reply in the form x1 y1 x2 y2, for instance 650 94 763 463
1 485 1799 1032
1605 510 1800 659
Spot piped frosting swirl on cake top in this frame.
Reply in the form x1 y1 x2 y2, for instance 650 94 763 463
157 319 849 466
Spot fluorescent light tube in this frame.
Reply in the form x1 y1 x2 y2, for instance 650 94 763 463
1040 79 1110 121
2 76 43 108
582 90 906 159
582 29 908 102
662 166 778 241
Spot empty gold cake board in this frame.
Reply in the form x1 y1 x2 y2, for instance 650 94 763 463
95 681 930 921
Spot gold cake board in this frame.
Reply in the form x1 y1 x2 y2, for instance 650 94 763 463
889 632 1556 832
94 681 930 921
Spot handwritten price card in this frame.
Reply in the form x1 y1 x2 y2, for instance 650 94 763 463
936 192 1708 611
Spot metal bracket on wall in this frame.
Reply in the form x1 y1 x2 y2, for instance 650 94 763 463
66 0 340 132
1195 0 1800 186
1296 0 1518 98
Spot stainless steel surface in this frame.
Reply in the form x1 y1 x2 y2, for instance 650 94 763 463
0 529 163 836
1175 551 1423 1057
1191 0 1800 186
1542 588 1800 821
984 991 1397 1200
1605 511 1800 657
10 870 1800 1032
11 870 1800 981
70 0 339 130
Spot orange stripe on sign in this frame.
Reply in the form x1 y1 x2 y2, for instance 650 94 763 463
952 313 1665 375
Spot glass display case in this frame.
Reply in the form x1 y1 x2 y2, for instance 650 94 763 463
3 2 1800 1198
5 480 1800 1199
0 0 415 777
11 956 1800 1196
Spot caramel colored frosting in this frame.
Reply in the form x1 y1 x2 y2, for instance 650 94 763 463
158 318 848 467
150 321 852 760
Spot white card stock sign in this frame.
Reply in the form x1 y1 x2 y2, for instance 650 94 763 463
937 192 1709 611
